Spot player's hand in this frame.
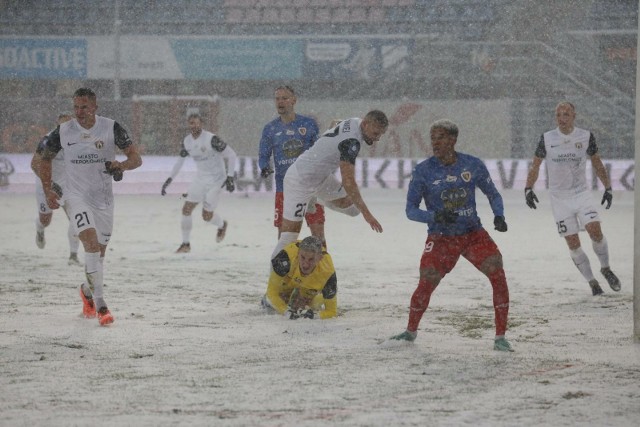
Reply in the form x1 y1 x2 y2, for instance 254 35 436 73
363 211 383 233
260 167 273 178
300 309 315 319
104 161 123 182
434 209 457 224
45 188 60 210
161 177 172 196
285 309 300 320
601 188 613 209
494 215 508 232
525 187 538 209
222 176 235 192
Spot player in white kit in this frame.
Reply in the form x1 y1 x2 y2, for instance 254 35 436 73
525 102 621 296
270 110 388 260
36 88 142 325
161 113 238 253
31 112 81 265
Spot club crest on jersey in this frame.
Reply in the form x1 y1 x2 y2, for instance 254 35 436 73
94 140 104 149
299 127 307 136
461 171 471 182
575 142 583 150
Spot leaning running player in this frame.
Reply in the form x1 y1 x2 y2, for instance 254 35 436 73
36 87 142 326
270 110 388 260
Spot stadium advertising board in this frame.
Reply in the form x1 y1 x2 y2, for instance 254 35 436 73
0 38 86 78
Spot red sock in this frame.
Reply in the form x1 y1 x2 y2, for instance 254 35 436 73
488 269 509 336
407 278 437 332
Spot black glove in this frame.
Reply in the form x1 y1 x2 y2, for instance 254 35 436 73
104 161 123 182
222 176 235 192
261 167 273 178
285 309 300 320
524 187 538 209
494 215 508 232
434 209 457 224
161 177 172 196
301 309 314 319
601 188 612 209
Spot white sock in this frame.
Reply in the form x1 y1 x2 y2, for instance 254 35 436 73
592 237 609 269
181 215 192 243
271 231 298 260
208 212 224 229
569 247 595 282
35 218 45 232
85 252 105 308
68 223 80 253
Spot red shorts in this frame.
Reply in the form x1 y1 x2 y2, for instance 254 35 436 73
274 192 325 228
419 229 501 276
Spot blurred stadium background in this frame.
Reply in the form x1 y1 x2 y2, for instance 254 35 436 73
0 0 636 161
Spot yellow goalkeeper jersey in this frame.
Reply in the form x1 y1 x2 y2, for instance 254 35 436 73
266 241 337 319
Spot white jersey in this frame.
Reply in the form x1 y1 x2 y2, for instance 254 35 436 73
169 130 237 183
535 126 597 195
42 115 133 209
291 117 364 188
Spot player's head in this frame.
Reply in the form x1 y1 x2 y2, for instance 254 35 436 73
555 101 576 134
275 85 297 118
430 119 458 161
298 236 324 275
57 112 73 125
187 113 203 137
361 110 388 146
72 88 97 128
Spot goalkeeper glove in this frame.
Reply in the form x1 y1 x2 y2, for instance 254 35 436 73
524 187 538 209
261 167 273 178
161 177 172 196
601 188 612 209
493 215 508 232
104 161 123 182
222 176 235 192
434 209 457 224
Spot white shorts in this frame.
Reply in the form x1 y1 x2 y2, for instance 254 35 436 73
66 197 114 246
186 178 224 212
549 191 600 237
282 166 346 222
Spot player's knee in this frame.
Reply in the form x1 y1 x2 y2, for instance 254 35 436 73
481 254 503 275
419 268 441 286
202 210 213 221
40 213 52 227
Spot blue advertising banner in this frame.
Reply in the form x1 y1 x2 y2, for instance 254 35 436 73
303 38 413 80
0 38 87 78
170 38 303 80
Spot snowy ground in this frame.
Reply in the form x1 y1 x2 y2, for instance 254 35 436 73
0 188 638 427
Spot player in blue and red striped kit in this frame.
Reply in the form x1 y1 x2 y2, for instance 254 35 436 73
258 85 326 245
391 119 513 352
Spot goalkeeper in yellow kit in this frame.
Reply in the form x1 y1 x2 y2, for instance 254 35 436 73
262 236 337 319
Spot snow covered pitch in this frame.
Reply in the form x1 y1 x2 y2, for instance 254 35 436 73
0 189 637 426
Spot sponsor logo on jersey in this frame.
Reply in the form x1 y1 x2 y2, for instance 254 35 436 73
445 175 457 182
283 139 304 158
432 179 442 185
95 140 104 149
286 130 295 136
67 142 79 146
461 171 471 182
298 127 307 136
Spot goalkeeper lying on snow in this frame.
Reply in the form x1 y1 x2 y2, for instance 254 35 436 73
262 236 337 319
